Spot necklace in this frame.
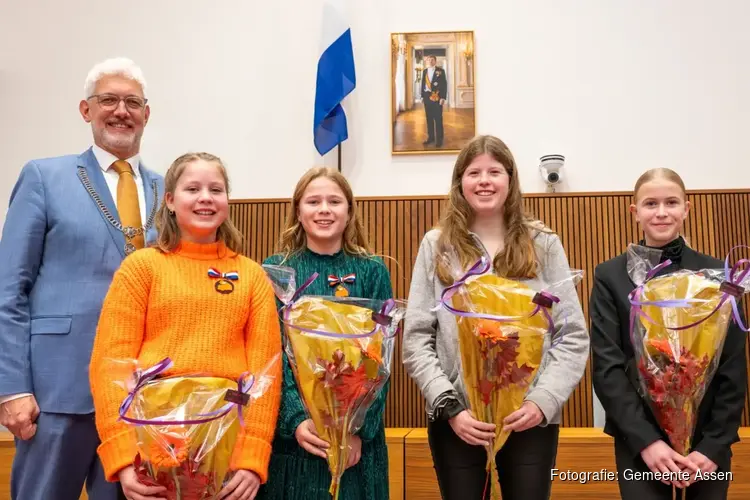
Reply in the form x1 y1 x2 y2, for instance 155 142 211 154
77 166 159 255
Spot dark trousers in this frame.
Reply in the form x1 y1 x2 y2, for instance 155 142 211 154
11 411 124 500
428 419 559 500
614 438 730 500
423 99 444 145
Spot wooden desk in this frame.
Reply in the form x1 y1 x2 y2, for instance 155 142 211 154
385 428 411 500
3 428 749 500
0 433 12 499
0 429 411 500
404 427 750 500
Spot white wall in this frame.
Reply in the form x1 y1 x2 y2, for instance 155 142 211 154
1 0 748 234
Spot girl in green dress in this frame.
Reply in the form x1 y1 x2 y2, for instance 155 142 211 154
258 167 393 500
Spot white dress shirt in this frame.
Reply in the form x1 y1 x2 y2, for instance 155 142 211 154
425 67 435 92
0 145 147 406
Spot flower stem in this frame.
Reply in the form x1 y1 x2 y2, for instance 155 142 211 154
172 468 181 499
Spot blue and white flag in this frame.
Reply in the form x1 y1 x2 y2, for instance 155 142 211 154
313 0 356 156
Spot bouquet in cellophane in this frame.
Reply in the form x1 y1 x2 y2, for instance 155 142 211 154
628 244 750 454
110 355 279 499
434 246 583 497
263 264 406 500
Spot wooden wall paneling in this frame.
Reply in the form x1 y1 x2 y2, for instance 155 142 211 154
741 192 750 426
250 203 258 258
709 192 750 426
230 190 750 429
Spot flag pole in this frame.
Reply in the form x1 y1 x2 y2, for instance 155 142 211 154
337 144 342 173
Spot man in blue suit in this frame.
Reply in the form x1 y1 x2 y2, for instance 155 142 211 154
0 57 164 499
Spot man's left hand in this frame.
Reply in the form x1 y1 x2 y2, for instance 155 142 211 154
439 99 445 106
503 401 543 432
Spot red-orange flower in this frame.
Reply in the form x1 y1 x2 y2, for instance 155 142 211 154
639 340 711 454
473 329 536 403
333 364 381 413
477 319 504 341
135 437 219 500
360 340 383 364
146 432 189 468
315 349 354 388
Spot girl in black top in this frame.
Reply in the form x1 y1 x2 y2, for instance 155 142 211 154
590 168 746 500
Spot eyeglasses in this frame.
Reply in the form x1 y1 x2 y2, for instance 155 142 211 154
88 93 148 111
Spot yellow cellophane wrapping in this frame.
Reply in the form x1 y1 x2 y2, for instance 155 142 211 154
451 275 547 498
131 377 240 496
284 296 385 500
636 273 732 454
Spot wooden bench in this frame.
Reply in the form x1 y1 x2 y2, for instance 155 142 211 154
0 429 408 500
3 428 749 500
400 427 750 500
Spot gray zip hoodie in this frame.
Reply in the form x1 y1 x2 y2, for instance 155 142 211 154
402 228 590 425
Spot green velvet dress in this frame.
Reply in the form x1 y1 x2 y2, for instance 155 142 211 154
257 248 393 500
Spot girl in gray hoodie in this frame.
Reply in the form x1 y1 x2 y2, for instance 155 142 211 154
402 135 589 500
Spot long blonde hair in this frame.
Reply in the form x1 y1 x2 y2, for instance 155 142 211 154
276 167 372 261
155 152 244 254
435 135 545 283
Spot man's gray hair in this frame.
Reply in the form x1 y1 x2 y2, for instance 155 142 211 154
83 57 147 98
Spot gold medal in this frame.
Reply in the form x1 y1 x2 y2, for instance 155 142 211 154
215 279 235 294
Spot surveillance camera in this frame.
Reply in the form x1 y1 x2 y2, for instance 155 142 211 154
540 154 565 187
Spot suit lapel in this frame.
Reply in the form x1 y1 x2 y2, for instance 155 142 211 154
77 148 126 258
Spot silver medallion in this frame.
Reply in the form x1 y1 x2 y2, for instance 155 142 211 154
123 226 138 239
77 167 158 256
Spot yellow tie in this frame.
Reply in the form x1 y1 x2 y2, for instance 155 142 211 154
111 160 144 250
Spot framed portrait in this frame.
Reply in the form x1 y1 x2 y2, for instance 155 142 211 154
390 30 476 155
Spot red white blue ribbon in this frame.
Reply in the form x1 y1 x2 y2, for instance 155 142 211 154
328 273 355 286
208 268 239 280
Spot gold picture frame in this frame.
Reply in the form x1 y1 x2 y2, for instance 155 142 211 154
390 30 476 155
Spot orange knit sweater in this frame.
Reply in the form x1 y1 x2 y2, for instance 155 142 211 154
89 240 281 483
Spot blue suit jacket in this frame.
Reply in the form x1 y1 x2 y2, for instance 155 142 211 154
0 147 164 414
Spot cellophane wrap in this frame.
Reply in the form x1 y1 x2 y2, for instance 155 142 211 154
436 248 582 497
111 355 279 500
627 244 750 454
263 264 406 500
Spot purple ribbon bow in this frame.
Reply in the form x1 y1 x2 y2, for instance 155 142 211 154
435 256 561 336
629 250 750 337
280 272 400 339
118 357 256 427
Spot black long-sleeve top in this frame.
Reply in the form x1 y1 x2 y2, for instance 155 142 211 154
590 237 747 467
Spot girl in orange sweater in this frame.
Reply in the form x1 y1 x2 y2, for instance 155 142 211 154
89 152 281 500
